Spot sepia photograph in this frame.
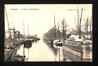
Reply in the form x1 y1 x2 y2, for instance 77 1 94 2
4 4 92 62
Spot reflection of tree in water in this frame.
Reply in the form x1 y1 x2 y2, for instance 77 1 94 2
43 38 58 55
48 42 58 55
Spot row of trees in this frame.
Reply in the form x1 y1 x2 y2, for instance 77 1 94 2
43 17 92 43
43 19 71 43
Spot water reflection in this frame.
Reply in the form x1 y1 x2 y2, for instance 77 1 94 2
17 39 56 61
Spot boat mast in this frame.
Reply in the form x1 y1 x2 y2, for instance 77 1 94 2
5 7 12 44
23 20 25 57
79 8 83 37
77 7 83 38
54 13 56 40
27 24 29 60
77 7 80 37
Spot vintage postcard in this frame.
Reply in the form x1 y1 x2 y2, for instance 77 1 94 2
4 4 92 62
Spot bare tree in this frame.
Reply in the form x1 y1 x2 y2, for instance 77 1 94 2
60 19 67 40
84 18 89 35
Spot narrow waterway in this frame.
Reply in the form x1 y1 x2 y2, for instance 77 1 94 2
16 39 56 62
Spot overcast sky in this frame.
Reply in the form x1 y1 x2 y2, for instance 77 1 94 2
5 4 92 38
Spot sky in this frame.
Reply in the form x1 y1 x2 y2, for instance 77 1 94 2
5 4 92 38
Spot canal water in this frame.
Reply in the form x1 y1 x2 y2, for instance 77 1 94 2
16 39 56 62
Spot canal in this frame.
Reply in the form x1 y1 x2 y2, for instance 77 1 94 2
16 39 56 62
